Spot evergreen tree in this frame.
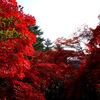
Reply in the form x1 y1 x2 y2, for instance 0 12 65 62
28 25 53 52
43 38 53 52
28 25 45 53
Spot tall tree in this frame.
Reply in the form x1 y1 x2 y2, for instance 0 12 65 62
28 25 45 53
62 24 100 100
43 38 53 52
0 0 46 100
28 25 53 52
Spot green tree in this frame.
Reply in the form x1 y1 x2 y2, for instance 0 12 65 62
28 25 53 53
28 25 45 53
43 38 53 52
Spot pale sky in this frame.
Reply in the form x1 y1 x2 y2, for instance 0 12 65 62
16 0 100 42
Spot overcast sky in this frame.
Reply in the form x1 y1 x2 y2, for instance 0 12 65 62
16 0 100 42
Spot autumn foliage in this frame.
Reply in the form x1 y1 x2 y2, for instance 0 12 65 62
0 0 37 99
0 0 100 100
61 25 100 100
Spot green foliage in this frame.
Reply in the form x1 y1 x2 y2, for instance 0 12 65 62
28 25 45 52
0 8 2 12
43 38 53 52
28 25 53 53
0 28 22 41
